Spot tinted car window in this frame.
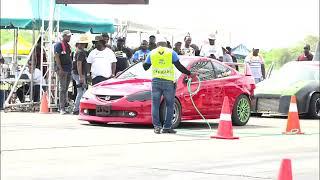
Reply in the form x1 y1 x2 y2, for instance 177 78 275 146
117 61 190 80
212 62 232 78
190 61 215 81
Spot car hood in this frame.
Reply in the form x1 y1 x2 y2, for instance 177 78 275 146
91 78 152 96
255 79 314 96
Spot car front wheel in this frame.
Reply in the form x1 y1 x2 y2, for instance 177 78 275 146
160 98 182 129
309 93 320 119
232 95 251 126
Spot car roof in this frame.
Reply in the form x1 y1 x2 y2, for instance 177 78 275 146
287 60 319 65
179 56 222 65
285 61 319 69
179 56 206 63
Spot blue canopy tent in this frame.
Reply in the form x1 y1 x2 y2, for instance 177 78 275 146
231 44 251 59
0 0 115 33
1 0 116 110
56 0 149 4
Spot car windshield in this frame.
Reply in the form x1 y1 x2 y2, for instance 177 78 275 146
117 60 190 80
269 63 319 85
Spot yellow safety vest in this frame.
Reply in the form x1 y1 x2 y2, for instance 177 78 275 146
150 47 174 81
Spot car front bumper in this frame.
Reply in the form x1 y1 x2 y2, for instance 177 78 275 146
79 97 152 124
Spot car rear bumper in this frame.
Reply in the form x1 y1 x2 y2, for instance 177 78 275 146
252 94 291 115
79 98 152 124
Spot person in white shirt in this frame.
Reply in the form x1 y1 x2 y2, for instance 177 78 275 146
222 47 236 69
181 36 195 56
222 47 233 63
87 36 117 85
200 33 223 60
16 61 45 102
245 48 266 84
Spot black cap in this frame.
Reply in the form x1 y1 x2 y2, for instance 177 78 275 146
102 33 109 38
117 37 125 42
304 44 311 50
149 35 155 38
92 35 104 42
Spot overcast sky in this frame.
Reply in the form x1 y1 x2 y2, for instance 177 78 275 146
70 0 319 49
2 0 319 49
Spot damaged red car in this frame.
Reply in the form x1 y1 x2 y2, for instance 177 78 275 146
79 57 255 127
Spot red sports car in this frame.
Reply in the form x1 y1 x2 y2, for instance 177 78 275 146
79 57 255 127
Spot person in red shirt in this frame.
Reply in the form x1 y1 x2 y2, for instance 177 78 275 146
297 44 313 61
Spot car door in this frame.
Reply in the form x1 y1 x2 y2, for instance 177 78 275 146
180 60 216 118
206 61 234 118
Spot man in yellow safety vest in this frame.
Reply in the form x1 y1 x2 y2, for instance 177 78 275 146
143 35 193 134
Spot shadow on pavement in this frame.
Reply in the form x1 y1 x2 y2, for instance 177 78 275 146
261 115 319 121
81 123 153 129
81 121 275 130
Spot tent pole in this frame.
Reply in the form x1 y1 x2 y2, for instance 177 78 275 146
30 21 36 105
57 5 60 34
12 29 15 67
47 0 55 108
15 28 18 69
4 39 38 108
54 1 59 107
13 28 18 77
171 35 173 47
40 0 45 102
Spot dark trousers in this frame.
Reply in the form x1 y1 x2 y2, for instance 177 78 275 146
17 84 41 102
151 78 176 129
72 79 77 100
0 90 7 109
92 76 108 85
58 71 72 111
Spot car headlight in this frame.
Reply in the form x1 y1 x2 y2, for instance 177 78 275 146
126 91 151 102
82 88 95 100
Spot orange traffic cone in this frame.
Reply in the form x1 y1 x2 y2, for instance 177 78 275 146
211 96 239 139
278 159 293 180
39 92 49 114
283 96 304 135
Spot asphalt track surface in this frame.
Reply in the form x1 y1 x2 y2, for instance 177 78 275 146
1 112 319 180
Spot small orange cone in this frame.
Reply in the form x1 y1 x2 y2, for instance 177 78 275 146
278 159 293 180
39 92 50 114
211 96 239 140
283 96 304 135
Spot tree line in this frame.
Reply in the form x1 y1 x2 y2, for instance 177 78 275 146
260 35 319 69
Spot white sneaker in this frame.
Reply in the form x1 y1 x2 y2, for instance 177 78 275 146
60 110 67 115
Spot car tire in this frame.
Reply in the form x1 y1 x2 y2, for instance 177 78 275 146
251 113 263 117
160 98 182 129
232 95 251 126
308 93 320 119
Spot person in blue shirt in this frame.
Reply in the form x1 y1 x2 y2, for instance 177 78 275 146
131 40 150 64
